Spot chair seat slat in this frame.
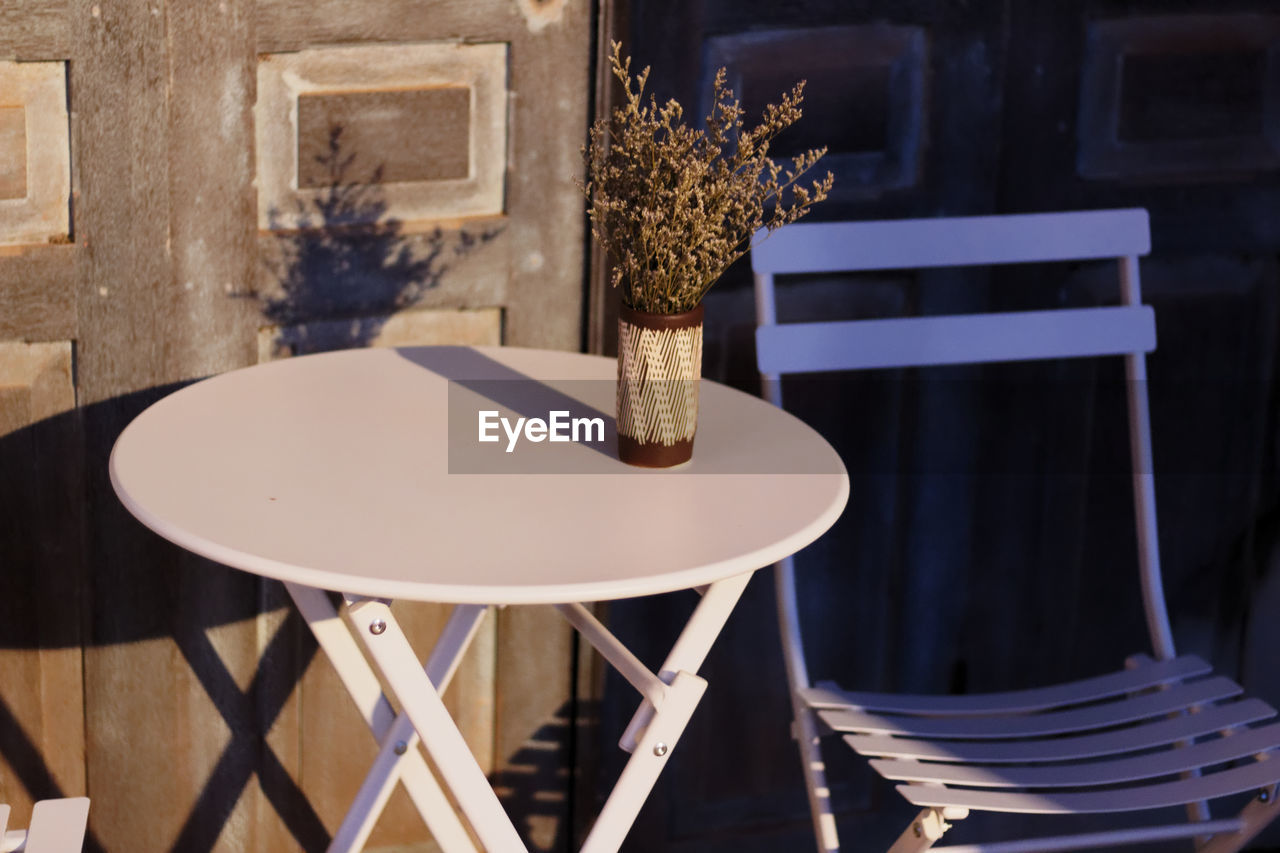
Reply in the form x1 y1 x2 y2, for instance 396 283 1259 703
931 820 1246 853
755 306 1155 375
844 698 1276 762
870 722 1280 788
749 210 1151 274
803 656 1210 716
820 677 1242 739
896 752 1280 814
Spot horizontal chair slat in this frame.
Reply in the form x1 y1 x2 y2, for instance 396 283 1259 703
749 209 1150 274
897 750 1280 813
755 306 1155 374
932 820 1246 853
844 698 1276 762
870 721 1280 788
820 676 1242 739
804 655 1210 716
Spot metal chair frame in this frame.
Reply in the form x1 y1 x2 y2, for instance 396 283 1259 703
751 209 1280 852
0 798 89 853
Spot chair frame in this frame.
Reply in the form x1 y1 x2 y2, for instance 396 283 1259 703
751 209 1280 852
0 798 90 853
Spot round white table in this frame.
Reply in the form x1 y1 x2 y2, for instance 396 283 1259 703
110 345 848 853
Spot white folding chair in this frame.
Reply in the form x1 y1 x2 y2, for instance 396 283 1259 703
751 209 1280 852
0 799 89 853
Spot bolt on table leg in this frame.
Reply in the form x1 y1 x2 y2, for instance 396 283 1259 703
347 597 529 853
286 583 481 853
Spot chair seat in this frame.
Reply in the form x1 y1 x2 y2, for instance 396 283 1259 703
803 656 1280 816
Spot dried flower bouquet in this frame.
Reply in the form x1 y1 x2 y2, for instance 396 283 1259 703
583 42 834 315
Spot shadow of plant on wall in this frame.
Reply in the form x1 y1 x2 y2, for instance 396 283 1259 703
259 124 503 358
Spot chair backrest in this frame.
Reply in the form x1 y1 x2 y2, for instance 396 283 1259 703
750 208 1177 661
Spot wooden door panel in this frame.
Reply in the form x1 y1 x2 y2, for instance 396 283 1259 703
1 0 591 850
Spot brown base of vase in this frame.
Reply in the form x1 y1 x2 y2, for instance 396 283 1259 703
617 435 694 468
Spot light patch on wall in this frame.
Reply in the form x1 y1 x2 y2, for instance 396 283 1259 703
256 42 508 231
0 62 70 245
0 340 75 437
513 0 567 32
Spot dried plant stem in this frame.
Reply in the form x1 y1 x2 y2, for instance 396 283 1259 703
581 42 833 314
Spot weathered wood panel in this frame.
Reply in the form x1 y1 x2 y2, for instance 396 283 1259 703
0 107 27 200
163 0 259 378
255 219 510 324
0 0 68 61
70 0 170 404
258 307 502 362
296 89 472 187
0 341 73 432
256 0 572 51
0 1 590 850
256 42 509 231
71 0 267 850
0 342 83 835
0 246 76 341
253 0 589 350
0 244 76 340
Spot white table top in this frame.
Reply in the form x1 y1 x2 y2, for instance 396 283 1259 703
110 346 848 604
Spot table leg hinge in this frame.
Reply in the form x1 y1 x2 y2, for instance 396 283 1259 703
618 670 707 755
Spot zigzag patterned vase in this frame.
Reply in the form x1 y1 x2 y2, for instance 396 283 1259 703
616 303 704 467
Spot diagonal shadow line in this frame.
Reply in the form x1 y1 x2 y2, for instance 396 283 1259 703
169 609 326 853
395 347 620 461
167 722 260 853
0 695 108 853
256 740 329 853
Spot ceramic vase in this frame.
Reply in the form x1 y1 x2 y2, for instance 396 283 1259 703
615 303 704 467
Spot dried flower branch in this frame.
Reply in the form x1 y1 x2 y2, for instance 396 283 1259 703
581 42 833 314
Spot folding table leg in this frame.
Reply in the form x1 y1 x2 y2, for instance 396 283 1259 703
571 571 754 852
580 671 706 853
285 583 482 853
347 597 528 853
618 571 752 752
300 570 756 853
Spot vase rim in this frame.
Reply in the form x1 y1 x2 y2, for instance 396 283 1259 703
619 302 705 329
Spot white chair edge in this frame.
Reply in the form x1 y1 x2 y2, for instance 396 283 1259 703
1 798 90 853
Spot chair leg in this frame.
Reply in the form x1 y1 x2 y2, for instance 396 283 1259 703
774 555 840 852
790 702 839 852
887 808 959 853
1196 785 1279 853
